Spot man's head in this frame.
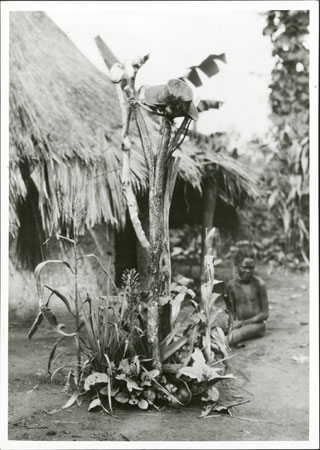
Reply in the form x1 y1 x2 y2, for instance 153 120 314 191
235 248 255 283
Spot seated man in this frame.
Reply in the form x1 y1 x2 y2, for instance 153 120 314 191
226 248 269 347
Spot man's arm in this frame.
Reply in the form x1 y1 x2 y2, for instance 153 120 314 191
225 282 236 319
226 282 244 329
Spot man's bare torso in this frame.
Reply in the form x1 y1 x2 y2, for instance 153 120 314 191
228 276 264 320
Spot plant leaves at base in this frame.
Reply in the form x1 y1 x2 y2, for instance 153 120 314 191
88 398 102 411
84 372 110 391
138 399 149 410
115 391 130 403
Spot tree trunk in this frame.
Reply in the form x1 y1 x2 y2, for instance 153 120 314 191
136 195 149 291
158 155 181 341
147 186 164 371
147 118 172 371
159 206 171 341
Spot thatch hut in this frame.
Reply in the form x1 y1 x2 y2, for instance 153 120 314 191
9 11 257 318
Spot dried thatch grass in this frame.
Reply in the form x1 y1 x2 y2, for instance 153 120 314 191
9 12 258 260
9 11 149 237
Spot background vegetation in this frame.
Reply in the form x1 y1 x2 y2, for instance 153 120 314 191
252 10 309 268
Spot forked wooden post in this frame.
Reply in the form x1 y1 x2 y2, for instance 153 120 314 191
95 37 196 370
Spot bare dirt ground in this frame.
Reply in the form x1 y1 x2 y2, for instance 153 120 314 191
7 265 309 443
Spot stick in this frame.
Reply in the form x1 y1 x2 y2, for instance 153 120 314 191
116 85 150 251
154 117 171 194
124 86 155 182
226 399 251 408
204 414 270 423
230 415 272 423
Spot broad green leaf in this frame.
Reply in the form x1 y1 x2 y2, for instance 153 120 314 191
100 385 119 397
115 391 129 403
118 358 131 375
28 311 43 340
191 348 207 367
88 398 101 411
138 399 149 410
126 378 143 392
116 375 143 392
178 365 204 383
84 372 110 390
99 386 109 396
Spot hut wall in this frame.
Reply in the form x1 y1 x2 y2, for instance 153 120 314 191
9 225 115 320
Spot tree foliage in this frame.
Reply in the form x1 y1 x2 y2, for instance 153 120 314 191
262 10 309 262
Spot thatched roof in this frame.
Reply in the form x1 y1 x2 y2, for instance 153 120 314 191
9 12 258 266
9 11 148 236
